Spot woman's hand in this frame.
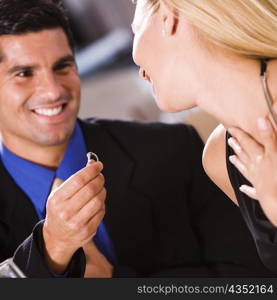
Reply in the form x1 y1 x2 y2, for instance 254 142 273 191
227 117 277 226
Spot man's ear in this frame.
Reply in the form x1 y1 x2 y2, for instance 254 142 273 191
160 1 179 36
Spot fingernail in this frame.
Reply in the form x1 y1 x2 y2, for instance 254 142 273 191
239 185 246 193
239 185 255 195
87 159 95 165
257 118 269 131
228 137 241 153
229 155 235 164
229 155 247 172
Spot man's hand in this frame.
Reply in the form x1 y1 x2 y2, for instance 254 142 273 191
83 241 113 278
42 161 106 274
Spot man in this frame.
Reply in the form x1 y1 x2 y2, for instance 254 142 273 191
0 0 273 278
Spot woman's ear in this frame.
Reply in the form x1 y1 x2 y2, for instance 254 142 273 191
160 1 179 36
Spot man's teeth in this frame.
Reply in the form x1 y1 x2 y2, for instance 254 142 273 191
34 105 63 116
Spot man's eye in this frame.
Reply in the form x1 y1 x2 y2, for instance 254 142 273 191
16 70 32 77
55 63 73 71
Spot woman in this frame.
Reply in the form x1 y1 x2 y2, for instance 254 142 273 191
131 0 277 272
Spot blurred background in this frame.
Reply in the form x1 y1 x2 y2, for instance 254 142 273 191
63 0 218 142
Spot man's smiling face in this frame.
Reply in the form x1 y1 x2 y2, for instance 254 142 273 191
0 28 81 149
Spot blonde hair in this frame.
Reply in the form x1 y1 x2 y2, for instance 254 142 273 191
147 0 277 59
137 0 160 15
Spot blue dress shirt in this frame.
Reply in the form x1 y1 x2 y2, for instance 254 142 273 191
0 121 116 265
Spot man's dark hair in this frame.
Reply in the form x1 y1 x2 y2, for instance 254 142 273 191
0 0 75 52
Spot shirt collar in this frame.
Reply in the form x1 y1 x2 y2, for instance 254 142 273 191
0 121 87 219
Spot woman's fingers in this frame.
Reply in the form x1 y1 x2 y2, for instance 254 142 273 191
227 137 249 165
229 155 247 177
239 185 258 200
228 127 264 159
257 117 277 153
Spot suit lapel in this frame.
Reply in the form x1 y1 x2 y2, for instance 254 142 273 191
79 119 135 228
0 119 135 259
0 161 39 253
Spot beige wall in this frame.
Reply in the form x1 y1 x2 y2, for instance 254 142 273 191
79 67 218 142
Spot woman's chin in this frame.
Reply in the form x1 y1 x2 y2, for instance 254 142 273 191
156 98 175 113
155 96 190 113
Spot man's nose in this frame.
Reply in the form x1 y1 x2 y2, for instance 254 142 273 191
36 73 63 101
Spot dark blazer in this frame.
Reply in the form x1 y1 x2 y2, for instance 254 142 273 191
0 118 274 277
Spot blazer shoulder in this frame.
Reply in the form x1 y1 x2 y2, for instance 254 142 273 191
82 117 203 150
202 124 237 203
81 118 204 180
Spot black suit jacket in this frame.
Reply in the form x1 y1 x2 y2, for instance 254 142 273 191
0 118 274 277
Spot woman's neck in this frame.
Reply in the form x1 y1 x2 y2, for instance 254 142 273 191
265 60 277 131
198 57 277 142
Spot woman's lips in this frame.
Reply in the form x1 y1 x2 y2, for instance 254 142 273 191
139 68 156 96
139 68 151 83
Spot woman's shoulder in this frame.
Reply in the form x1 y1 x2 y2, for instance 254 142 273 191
202 124 237 204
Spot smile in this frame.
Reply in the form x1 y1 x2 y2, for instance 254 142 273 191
34 105 63 116
32 103 67 117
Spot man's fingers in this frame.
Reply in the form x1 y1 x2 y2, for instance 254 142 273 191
53 174 105 221
257 117 277 153
66 173 105 213
85 207 106 239
72 187 106 228
77 206 106 244
52 161 103 201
